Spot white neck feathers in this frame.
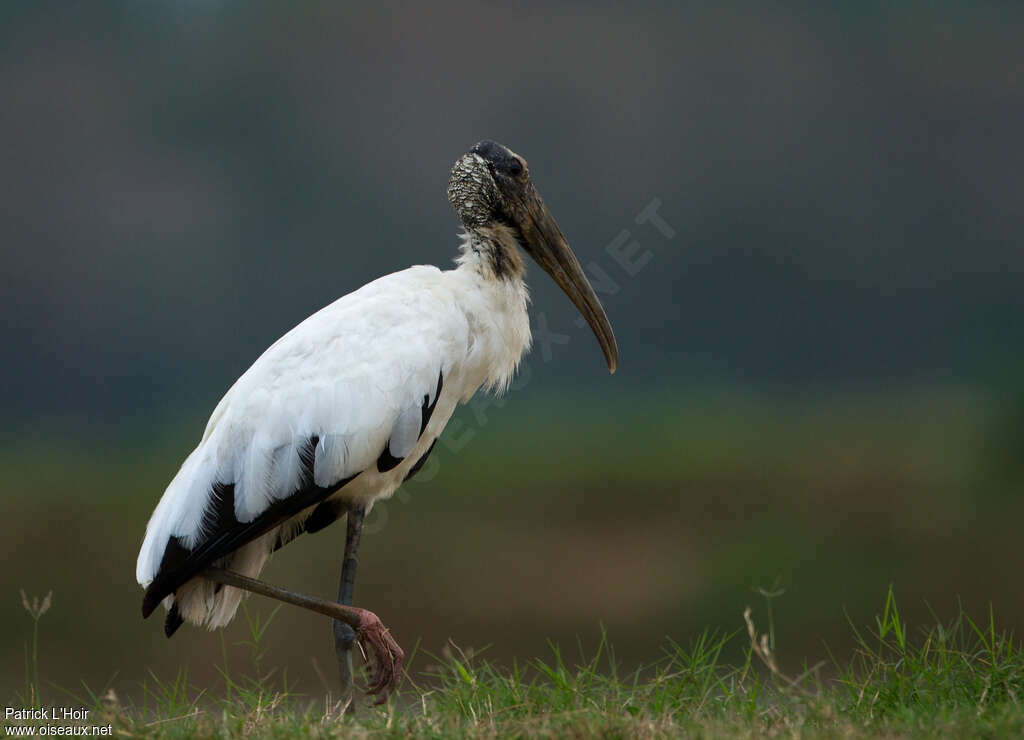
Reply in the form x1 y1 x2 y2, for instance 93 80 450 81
450 231 532 395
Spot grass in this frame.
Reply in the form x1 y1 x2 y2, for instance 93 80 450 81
6 587 1023 738
18 590 50 708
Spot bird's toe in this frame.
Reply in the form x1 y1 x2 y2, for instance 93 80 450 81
351 607 404 704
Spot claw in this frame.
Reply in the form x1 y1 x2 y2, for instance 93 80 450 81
352 607 405 704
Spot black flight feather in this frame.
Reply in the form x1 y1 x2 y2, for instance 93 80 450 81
141 436 357 621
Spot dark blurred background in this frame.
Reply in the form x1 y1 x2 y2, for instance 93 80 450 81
2 1 1023 703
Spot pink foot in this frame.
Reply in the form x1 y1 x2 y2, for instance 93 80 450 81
351 607 405 705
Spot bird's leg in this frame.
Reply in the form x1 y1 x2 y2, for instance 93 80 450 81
333 505 365 702
201 565 402 705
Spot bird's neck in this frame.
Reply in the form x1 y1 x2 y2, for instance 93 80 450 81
455 225 526 283
451 228 532 394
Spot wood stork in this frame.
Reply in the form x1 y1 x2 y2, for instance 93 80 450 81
135 140 619 704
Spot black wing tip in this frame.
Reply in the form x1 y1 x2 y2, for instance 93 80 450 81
143 534 192 620
141 585 163 619
164 604 185 637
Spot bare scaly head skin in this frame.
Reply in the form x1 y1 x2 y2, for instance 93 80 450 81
448 141 619 373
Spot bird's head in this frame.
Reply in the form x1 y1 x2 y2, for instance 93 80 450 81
448 140 618 374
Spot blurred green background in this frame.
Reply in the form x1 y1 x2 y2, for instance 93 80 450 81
2 1 1023 702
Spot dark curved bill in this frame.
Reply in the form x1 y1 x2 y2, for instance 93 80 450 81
517 187 619 374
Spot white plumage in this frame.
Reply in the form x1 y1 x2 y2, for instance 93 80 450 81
137 246 530 628
135 141 616 693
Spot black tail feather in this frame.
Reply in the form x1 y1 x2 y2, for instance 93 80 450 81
164 603 184 637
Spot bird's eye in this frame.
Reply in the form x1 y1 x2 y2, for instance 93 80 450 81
508 159 523 176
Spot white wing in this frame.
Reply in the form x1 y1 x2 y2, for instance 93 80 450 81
136 265 468 629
